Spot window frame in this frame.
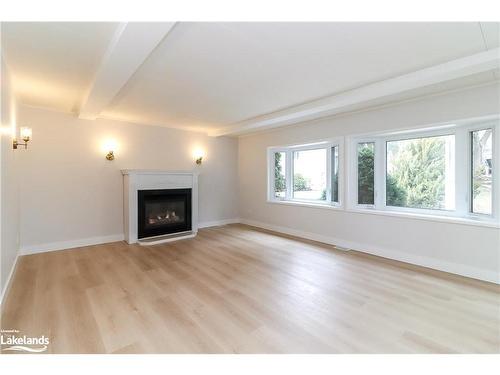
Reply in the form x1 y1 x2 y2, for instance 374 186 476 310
466 122 498 218
267 138 344 208
347 120 499 223
266 116 499 227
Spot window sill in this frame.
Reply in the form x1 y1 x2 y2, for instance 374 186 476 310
267 199 343 211
266 199 499 228
346 207 500 228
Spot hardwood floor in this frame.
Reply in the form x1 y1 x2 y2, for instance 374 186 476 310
1 224 499 353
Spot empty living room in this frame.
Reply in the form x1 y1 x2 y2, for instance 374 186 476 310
1 1 499 373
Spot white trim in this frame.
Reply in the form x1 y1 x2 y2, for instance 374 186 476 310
198 218 241 228
121 169 199 176
267 199 344 211
211 49 500 136
466 123 498 218
16 219 240 256
19 234 125 256
240 219 499 284
0 254 19 308
240 218 352 250
345 208 500 228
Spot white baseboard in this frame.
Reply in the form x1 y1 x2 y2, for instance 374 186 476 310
19 234 125 256
0 253 19 308
240 218 499 284
198 218 240 229
17 219 241 256
14 217 498 284
240 218 354 249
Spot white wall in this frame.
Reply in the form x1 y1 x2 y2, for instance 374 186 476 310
1 55 20 302
239 83 500 283
16 105 239 252
3 79 500 288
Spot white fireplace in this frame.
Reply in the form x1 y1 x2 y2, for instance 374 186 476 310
121 170 199 245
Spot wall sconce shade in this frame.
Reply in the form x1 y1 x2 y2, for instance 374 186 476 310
193 149 204 165
13 127 32 150
102 139 117 161
20 127 32 141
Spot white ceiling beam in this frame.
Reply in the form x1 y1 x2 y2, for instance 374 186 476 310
79 22 175 120
479 22 499 50
211 48 500 136
479 22 500 80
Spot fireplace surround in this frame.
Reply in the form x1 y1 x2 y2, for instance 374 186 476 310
122 170 198 244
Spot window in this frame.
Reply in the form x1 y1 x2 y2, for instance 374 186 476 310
293 148 327 201
273 151 286 199
349 120 497 222
331 146 339 203
386 135 455 210
357 142 375 205
268 119 497 225
268 139 343 207
471 128 493 215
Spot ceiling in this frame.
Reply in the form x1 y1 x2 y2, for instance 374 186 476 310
2 22 499 135
1 22 117 113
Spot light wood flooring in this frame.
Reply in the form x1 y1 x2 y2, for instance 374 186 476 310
1 224 499 353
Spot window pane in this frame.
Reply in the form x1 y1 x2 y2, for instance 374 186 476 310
471 129 493 215
273 152 286 199
293 148 326 201
386 135 455 210
357 142 375 204
331 146 339 203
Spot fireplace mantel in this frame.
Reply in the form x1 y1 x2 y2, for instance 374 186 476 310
121 169 200 176
121 170 199 244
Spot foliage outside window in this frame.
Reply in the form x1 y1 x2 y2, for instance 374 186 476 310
351 122 497 222
357 142 375 205
332 146 339 203
471 129 493 215
274 152 286 199
386 135 454 210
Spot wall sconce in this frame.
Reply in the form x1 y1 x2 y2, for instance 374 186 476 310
193 149 204 165
12 127 32 150
102 139 117 161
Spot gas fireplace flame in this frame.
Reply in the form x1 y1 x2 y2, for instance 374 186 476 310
148 210 182 225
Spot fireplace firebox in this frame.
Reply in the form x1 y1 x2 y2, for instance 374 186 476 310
138 188 192 239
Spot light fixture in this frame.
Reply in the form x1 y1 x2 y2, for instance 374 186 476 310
12 127 32 149
102 139 117 161
193 149 204 165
